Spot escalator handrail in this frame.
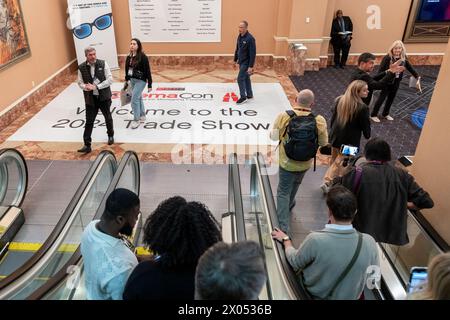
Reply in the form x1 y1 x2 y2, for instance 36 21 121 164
228 153 246 242
0 150 117 291
252 152 310 300
408 210 449 253
27 151 141 300
0 148 28 208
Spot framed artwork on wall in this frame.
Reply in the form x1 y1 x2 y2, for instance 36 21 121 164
0 0 31 71
403 0 450 43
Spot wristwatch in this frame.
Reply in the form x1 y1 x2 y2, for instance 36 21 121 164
282 236 290 243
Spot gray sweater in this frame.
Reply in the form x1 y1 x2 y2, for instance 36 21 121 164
286 226 379 300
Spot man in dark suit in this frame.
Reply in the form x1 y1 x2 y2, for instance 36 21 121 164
330 10 353 68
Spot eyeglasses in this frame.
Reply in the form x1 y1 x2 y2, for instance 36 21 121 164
72 13 113 40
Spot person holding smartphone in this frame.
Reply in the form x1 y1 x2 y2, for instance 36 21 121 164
125 38 152 129
321 80 371 194
371 40 420 122
408 252 450 300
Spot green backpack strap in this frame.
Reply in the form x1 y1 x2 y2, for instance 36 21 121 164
325 232 363 299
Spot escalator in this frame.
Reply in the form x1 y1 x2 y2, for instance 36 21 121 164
14 151 141 300
374 209 449 300
0 150 118 299
224 152 448 300
224 153 309 300
0 149 28 260
1 149 442 300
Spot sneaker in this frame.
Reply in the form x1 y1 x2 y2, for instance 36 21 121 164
130 120 140 129
320 183 330 195
236 97 247 105
384 115 394 121
247 95 254 100
370 116 380 123
139 115 146 123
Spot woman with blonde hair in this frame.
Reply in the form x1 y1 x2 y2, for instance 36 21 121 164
321 80 371 193
371 40 420 122
410 252 450 300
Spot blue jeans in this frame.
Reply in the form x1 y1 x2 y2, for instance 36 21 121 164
130 78 146 121
237 63 253 99
276 166 307 235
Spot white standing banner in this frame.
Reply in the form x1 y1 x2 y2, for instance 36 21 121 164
68 0 119 69
129 0 221 42
8 83 290 146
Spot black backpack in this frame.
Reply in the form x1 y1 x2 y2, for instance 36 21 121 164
282 110 319 166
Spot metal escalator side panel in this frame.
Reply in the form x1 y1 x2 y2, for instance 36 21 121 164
0 161 8 205
252 152 309 300
224 153 245 243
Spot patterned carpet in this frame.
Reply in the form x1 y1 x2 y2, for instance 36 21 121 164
290 65 440 158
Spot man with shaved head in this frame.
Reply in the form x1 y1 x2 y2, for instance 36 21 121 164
270 89 328 235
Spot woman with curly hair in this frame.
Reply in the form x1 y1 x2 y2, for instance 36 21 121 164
123 196 222 300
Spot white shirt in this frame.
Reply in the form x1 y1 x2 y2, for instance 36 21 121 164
77 60 113 96
80 220 138 300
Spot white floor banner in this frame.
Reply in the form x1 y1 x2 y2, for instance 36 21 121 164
8 83 291 146
68 0 119 69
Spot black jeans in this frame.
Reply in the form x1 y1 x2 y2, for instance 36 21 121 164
83 97 114 147
371 80 401 117
333 41 351 66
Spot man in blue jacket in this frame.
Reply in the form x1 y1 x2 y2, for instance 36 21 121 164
234 21 256 105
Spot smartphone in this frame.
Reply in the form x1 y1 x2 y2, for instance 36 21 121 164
398 155 413 167
408 267 428 294
340 144 359 157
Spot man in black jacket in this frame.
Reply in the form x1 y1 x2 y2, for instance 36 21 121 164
77 47 114 153
234 21 256 105
330 10 353 68
351 53 404 122
339 138 434 245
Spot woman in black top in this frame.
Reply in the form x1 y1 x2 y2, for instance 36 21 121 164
125 38 152 129
371 40 420 122
123 196 222 300
322 80 371 191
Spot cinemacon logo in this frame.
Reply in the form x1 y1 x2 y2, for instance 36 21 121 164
111 90 240 101
112 91 213 100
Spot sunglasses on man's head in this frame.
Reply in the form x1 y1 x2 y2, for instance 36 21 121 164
72 13 113 40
